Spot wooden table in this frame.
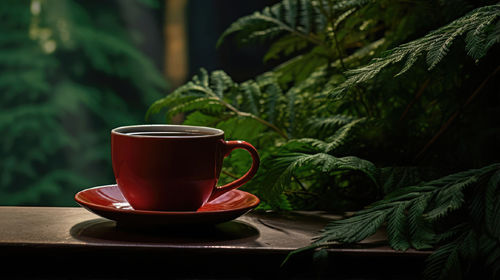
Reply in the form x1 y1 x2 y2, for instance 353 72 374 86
0 207 429 279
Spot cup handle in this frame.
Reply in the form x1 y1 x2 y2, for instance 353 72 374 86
209 140 260 201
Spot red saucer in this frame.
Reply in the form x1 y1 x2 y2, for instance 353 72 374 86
75 185 260 226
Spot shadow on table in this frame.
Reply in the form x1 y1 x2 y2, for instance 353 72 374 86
70 218 260 245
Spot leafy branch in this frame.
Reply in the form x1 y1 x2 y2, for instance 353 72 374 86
147 69 289 139
217 0 328 48
285 164 500 279
252 117 373 209
333 3 500 96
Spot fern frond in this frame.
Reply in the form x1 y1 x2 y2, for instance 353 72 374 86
147 83 211 120
291 116 365 153
423 237 464 280
425 26 465 70
485 171 500 239
146 92 207 121
282 153 378 186
284 116 364 155
315 208 391 244
465 13 499 61
387 202 411 251
166 97 225 120
193 68 210 87
331 0 372 11
147 68 294 143
408 194 435 250
324 117 365 152
210 70 234 98
217 0 325 47
309 163 500 256
264 82 282 124
333 4 500 96
480 234 500 278
256 72 283 124
259 150 378 208
293 64 328 92
147 69 239 120
283 0 298 29
240 81 260 115
485 21 500 51
428 164 499 188
425 176 478 221
333 7 357 30
485 170 500 213
286 138 330 153
299 0 314 33
307 115 356 132
287 88 298 137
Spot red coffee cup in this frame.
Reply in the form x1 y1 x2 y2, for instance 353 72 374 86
111 125 259 211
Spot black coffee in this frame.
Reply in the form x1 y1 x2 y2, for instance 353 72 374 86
127 131 209 137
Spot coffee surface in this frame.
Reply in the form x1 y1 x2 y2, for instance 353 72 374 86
127 131 208 137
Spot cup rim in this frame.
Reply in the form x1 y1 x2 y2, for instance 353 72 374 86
111 124 224 139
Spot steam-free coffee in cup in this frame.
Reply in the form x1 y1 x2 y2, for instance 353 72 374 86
126 131 207 137
111 125 259 211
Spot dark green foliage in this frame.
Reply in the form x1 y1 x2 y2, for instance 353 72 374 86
148 65 378 209
294 165 500 279
150 0 500 278
333 3 500 96
387 202 410 250
0 0 165 205
217 0 326 47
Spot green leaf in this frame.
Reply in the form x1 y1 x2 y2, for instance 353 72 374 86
423 239 463 280
240 81 260 115
183 111 221 127
465 13 499 60
307 115 356 135
261 78 282 124
258 149 379 207
408 195 435 250
216 116 266 141
324 117 365 153
425 176 477 221
485 170 500 237
263 34 309 62
210 70 234 98
387 202 410 251
166 97 225 120
315 208 391 244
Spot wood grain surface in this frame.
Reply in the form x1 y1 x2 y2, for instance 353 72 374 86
0 207 429 279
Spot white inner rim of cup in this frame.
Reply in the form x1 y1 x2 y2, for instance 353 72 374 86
112 124 224 138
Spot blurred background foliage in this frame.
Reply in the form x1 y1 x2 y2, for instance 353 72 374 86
0 0 166 205
0 0 275 206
